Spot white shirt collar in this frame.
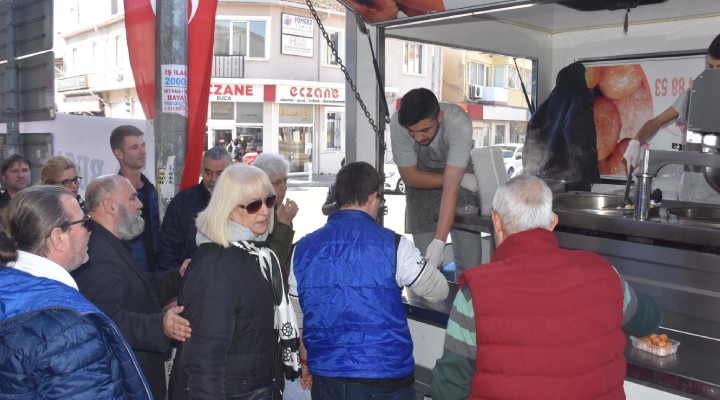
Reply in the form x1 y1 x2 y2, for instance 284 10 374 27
13 251 79 290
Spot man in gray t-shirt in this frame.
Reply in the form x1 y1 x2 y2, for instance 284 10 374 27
624 34 720 203
390 88 482 277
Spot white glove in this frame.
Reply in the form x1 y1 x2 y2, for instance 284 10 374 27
623 139 641 168
425 239 446 269
460 173 478 192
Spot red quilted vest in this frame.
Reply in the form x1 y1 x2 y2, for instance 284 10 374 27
460 228 626 400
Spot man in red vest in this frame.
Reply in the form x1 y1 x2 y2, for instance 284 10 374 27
431 175 661 399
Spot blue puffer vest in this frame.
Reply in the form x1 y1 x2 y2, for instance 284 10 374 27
293 210 414 379
0 268 152 399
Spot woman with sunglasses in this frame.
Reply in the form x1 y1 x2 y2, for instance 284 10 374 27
169 163 300 400
41 156 84 209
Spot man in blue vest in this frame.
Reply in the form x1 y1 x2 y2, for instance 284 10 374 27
289 161 449 399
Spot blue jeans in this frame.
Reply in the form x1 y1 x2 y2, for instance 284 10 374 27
311 376 416 400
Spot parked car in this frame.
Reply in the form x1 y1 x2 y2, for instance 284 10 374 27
494 143 523 177
384 159 405 194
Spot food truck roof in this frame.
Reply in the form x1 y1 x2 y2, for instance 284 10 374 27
343 0 720 102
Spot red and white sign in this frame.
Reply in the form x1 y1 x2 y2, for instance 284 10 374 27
209 83 264 102
276 84 345 105
124 0 218 191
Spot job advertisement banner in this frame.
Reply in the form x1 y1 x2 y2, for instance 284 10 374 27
583 54 706 177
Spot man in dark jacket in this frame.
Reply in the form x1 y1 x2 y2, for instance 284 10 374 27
73 175 192 399
431 176 662 399
523 62 599 191
156 146 231 271
0 185 152 399
0 154 31 210
111 125 160 272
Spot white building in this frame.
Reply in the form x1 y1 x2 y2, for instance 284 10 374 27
55 0 349 174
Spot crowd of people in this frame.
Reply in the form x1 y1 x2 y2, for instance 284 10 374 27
0 86 662 399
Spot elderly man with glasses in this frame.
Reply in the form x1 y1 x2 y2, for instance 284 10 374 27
0 185 153 398
72 175 191 400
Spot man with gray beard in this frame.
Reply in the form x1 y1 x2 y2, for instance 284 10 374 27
72 175 192 400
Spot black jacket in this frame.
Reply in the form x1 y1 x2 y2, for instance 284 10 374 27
72 221 181 400
169 241 284 399
523 62 599 191
156 182 211 271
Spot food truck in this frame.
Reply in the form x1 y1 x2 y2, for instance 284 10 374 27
335 0 720 398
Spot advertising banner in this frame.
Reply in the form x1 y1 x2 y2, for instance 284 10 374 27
276 84 346 105
123 0 218 191
583 54 706 177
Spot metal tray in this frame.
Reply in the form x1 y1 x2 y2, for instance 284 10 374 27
553 193 634 216
666 207 720 228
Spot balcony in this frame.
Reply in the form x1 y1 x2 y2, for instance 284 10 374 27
212 54 244 78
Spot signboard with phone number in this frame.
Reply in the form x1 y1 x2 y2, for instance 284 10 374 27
582 53 706 177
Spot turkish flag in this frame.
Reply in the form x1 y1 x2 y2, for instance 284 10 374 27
124 0 218 191
124 0 156 119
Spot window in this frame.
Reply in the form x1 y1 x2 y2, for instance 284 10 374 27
114 35 128 68
322 30 343 66
403 42 425 75
493 65 530 90
326 110 344 149
468 61 490 86
522 69 533 93
214 19 268 59
92 42 100 72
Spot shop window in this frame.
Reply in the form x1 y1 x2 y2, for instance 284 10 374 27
236 127 263 153
493 124 506 145
326 111 343 149
322 30 343 67
214 19 268 59
211 102 234 120
403 42 425 76
279 127 313 173
213 130 233 149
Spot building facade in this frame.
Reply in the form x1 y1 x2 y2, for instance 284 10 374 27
55 0 348 174
54 1 533 173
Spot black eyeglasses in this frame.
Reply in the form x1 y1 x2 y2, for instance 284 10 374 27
238 195 276 214
62 215 92 232
58 176 82 188
47 215 91 238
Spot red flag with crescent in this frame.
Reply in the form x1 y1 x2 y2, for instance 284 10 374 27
123 0 218 190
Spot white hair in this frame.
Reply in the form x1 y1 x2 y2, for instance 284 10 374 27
253 152 290 180
492 175 554 234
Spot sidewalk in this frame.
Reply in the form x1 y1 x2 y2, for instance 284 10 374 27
288 173 335 188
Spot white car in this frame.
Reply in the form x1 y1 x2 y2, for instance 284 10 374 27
384 160 405 194
494 143 523 177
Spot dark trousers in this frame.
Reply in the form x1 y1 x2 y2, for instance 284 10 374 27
311 376 415 400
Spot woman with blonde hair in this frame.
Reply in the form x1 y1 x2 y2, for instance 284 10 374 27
169 163 300 400
41 156 84 209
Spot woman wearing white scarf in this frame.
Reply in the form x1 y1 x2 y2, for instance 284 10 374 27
168 164 300 400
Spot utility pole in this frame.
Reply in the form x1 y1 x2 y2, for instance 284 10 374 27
155 0 188 215
4 0 20 158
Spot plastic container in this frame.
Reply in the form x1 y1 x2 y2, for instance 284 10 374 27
630 336 680 357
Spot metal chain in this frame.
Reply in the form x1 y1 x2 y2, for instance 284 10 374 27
305 0 387 151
